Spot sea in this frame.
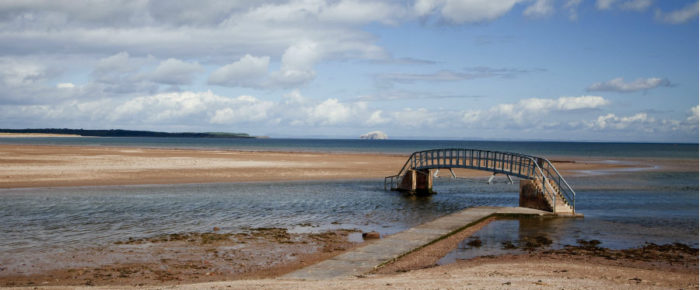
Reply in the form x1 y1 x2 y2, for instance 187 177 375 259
0 137 697 270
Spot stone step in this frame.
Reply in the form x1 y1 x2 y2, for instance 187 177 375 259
532 180 573 214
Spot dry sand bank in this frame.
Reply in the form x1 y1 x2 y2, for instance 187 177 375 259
1 144 694 189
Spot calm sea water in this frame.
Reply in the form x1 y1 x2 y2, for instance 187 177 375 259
0 138 697 271
0 180 519 253
438 173 699 264
0 136 696 158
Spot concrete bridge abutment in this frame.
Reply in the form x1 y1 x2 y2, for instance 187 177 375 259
519 179 552 212
397 169 434 195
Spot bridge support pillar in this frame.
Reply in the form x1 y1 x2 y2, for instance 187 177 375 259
398 169 434 195
519 179 552 212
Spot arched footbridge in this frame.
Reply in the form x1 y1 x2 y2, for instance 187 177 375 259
384 148 576 214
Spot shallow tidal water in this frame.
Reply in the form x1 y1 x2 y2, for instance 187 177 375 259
1 168 697 263
0 178 520 255
439 170 699 264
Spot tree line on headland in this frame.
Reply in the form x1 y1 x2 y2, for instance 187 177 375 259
0 128 255 138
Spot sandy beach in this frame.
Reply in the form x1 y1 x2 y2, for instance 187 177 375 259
0 144 697 289
0 144 694 189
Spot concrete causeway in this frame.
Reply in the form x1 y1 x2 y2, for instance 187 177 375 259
282 206 556 280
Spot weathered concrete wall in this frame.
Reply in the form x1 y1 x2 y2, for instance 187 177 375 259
519 179 552 212
414 169 433 194
398 170 415 192
398 169 434 195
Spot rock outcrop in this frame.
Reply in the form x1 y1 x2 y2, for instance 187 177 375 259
360 131 388 140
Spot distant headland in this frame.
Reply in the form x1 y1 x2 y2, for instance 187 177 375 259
0 128 257 138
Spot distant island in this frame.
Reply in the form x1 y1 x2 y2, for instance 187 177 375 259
360 131 388 140
0 128 256 138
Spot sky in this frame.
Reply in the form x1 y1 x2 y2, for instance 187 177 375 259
0 0 698 142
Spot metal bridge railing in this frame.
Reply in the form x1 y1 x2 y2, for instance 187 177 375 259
383 148 575 213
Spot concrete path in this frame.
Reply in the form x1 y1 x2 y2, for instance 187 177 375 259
282 206 553 280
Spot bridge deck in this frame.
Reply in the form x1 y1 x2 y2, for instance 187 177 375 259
282 206 567 280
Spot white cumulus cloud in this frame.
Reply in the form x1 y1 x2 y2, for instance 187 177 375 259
415 0 525 23
596 0 618 10
461 96 609 127
556 96 610 110
390 107 438 128
687 105 699 123
210 95 274 124
271 40 322 87
511 95 609 112
150 58 202 85
620 0 653 11
591 112 653 130
318 1 402 24
208 54 270 88
523 0 555 18
564 0 583 20
597 0 654 11
110 91 274 125
93 52 139 77
587 77 671 92
366 110 388 126
56 82 75 89
0 58 49 87
306 98 352 125
209 41 322 89
655 1 699 24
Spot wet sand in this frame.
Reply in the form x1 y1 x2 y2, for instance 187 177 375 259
0 143 697 288
0 228 365 287
7 243 697 289
0 144 695 189
187 245 698 290
4 222 697 289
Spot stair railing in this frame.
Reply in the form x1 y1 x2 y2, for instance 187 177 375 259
540 159 576 213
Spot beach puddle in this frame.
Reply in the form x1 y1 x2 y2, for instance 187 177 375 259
438 217 562 264
439 212 700 265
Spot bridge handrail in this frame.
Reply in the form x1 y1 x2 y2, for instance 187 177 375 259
383 151 416 191
541 159 576 210
383 148 575 212
396 152 416 179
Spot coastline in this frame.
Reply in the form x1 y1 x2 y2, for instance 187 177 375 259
0 133 82 138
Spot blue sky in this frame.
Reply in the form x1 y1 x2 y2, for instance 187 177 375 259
0 0 697 142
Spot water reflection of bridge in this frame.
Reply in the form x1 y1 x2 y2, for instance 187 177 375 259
384 148 576 214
